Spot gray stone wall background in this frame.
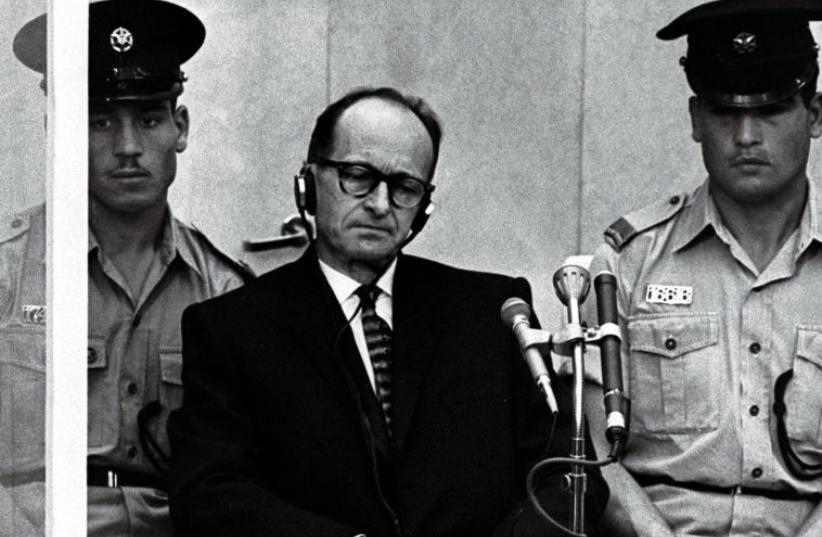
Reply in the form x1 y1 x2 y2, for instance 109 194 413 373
5 0 822 321
168 0 709 321
2 0 46 216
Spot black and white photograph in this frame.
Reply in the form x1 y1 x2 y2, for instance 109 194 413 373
2 0 822 536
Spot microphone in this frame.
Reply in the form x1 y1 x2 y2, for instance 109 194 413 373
500 298 558 414
594 271 627 446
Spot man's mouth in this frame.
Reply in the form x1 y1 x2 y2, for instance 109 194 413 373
110 168 149 179
731 155 769 167
352 223 392 234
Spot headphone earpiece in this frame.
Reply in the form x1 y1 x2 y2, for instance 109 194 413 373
294 164 317 216
409 194 434 236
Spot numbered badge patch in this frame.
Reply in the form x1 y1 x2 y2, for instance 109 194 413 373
22 304 46 325
646 284 693 305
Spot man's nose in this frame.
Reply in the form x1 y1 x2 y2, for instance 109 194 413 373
363 180 391 216
733 112 762 147
114 121 143 158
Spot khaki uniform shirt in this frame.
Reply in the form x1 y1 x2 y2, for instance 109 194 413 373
88 212 247 537
0 205 46 537
588 180 822 536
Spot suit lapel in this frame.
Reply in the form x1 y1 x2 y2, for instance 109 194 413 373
290 251 369 423
390 256 444 451
291 249 393 457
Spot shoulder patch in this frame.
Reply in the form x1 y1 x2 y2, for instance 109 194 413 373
187 222 256 283
605 193 687 252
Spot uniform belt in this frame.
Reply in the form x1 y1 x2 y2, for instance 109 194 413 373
631 472 821 501
0 467 45 488
87 466 167 492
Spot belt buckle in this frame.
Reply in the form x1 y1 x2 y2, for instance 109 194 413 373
106 470 119 488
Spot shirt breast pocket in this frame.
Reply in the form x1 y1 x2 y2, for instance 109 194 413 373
627 313 720 434
159 349 183 406
155 349 183 455
0 327 45 473
786 326 822 453
87 335 112 448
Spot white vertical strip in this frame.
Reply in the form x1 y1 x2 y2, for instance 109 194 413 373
46 0 87 536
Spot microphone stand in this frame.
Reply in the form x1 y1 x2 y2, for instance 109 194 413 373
502 264 625 536
552 265 591 534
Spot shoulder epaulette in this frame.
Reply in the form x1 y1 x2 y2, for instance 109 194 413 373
188 222 256 283
604 193 687 252
0 204 44 244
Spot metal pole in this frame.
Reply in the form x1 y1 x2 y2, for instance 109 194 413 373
568 297 586 535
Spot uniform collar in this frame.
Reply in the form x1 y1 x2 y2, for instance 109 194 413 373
672 179 718 252
797 176 822 257
87 206 204 279
318 256 397 306
167 212 205 279
672 177 822 256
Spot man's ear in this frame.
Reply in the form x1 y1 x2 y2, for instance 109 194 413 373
688 96 702 143
807 91 822 139
173 104 190 153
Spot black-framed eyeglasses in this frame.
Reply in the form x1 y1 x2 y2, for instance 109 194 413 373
312 156 434 209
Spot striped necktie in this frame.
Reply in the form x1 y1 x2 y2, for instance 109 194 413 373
356 285 393 433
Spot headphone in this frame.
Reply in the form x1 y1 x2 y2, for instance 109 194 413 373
294 163 434 238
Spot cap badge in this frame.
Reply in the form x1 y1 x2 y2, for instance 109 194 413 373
732 32 757 54
110 27 134 53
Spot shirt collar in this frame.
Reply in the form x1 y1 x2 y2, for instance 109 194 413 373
672 179 716 252
672 177 822 256
88 227 100 254
318 257 397 306
802 177 822 249
87 207 204 279
168 214 205 279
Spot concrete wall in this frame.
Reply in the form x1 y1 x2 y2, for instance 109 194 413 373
156 0 822 322
171 0 586 321
1 0 47 216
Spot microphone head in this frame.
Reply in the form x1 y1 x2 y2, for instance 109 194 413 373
594 270 617 286
501 297 531 326
553 264 591 305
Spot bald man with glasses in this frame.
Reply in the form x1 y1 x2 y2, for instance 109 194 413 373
168 86 608 537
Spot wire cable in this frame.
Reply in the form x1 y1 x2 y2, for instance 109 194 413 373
524 438 623 537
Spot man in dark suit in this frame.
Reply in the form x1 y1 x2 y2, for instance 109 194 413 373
168 87 607 537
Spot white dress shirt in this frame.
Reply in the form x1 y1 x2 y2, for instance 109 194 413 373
318 258 396 392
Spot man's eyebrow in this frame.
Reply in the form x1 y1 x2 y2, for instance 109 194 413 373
354 161 424 180
139 103 170 113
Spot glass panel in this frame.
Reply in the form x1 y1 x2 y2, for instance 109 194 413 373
2 1 48 536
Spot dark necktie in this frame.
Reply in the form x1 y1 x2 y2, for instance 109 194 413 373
356 285 393 433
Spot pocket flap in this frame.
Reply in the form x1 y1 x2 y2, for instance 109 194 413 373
796 326 822 369
0 327 45 372
87 336 107 370
160 349 183 386
628 313 718 358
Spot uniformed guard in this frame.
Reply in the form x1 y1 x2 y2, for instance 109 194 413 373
1 14 48 537
0 206 46 537
15 1 251 536
582 1 822 536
